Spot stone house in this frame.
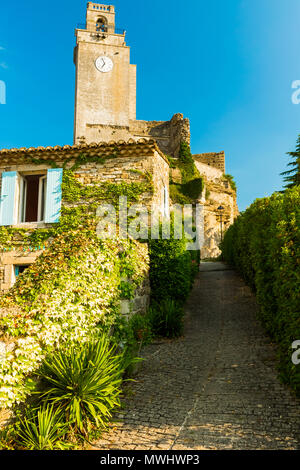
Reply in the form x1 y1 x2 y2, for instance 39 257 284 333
0 139 169 292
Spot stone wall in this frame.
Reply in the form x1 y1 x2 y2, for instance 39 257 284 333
77 113 191 159
200 185 239 259
74 27 136 143
194 151 225 173
0 250 44 292
130 113 191 158
194 158 239 259
194 160 224 182
120 275 150 318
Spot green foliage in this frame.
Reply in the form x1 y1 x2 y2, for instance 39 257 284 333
181 178 204 200
165 154 177 168
110 312 152 377
148 213 200 305
223 174 237 192
0 229 148 408
281 134 300 190
148 298 184 338
149 235 192 303
62 168 152 206
178 141 195 166
169 142 203 204
221 186 300 395
128 313 153 345
169 183 192 205
0 159 150 408
170 179 204 205
0 165 153 251
36 336 124 435
14 405 72 450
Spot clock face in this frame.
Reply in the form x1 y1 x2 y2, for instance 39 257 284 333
95 56 113 73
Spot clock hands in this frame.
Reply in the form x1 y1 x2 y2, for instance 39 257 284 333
95 56 113 72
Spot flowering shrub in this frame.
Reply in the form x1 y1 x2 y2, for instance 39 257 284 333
0 229 149 408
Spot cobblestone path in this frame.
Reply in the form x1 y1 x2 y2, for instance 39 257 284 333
92 262 300 450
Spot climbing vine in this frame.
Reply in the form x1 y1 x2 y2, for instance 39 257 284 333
0 154 152 408
168 142 204 204
0 154 153 250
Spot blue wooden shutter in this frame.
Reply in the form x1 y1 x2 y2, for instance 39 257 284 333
0 171 18 226
45 168 63 223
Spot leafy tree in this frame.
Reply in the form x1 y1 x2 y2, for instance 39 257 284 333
281 134 300 189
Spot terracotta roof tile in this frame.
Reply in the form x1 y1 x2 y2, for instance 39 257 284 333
0 139 169 165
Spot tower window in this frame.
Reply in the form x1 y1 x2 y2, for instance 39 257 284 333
96 17 107 32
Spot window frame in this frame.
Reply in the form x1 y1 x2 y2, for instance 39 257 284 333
12 264 30 286
18 172 47 224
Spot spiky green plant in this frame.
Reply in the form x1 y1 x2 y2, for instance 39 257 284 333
148 298 184 338
14 405 71 450
37 335 124 434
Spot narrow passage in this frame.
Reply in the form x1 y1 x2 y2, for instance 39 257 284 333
93 262 300 450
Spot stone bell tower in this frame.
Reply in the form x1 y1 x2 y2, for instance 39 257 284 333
73 2 137 144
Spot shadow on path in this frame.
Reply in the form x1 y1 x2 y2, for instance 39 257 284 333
92 262 300 450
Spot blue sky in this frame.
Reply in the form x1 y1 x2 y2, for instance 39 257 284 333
1 0 300 211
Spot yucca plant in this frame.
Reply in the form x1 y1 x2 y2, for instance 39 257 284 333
14 404 71 450
36 335 124 434
148 298 184 338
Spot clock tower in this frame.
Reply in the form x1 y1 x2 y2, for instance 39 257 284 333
74 3 136 144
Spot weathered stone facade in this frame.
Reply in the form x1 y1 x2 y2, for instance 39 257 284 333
73 4 191 159
0 139 169 296
74 3 136 143
120 275 151 318
76 113 191 160
194 152 226 173
130 113 191 158
194 158 239 259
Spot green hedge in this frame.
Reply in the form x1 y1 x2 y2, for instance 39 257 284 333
221 186 300 395
148 224 200 304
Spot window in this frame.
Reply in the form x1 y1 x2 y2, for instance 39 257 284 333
12 264 30 286
0 168 63 226
96 17 107 32
15 265 30 276
19 174 47 223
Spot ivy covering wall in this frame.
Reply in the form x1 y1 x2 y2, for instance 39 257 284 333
0 159 151 408
168 142 204 204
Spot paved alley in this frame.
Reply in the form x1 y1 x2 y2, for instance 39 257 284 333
92 262 300 450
